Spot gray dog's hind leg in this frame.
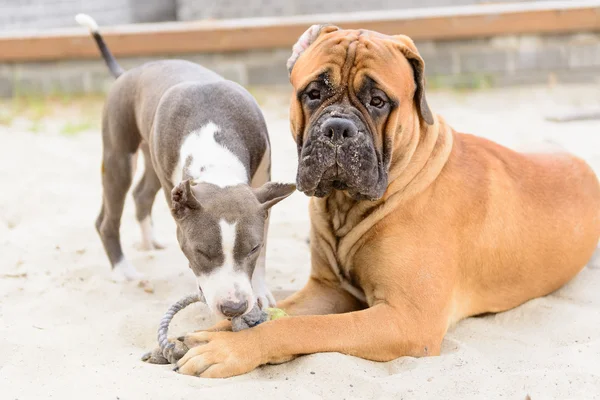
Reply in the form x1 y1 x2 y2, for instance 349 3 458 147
96 135 143 281
133 142 165 251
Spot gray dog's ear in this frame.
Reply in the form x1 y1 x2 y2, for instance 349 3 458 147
171 179 201 218
287 24 339 76
253 182 296 210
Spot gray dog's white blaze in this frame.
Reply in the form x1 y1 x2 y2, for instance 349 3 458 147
195 220 256 318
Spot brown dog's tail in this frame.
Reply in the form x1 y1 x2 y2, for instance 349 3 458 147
75 14 124 78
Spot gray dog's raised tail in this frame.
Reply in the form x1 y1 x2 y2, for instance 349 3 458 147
75 14 124 78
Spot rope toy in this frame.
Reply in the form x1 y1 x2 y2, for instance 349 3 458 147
141 293 288 364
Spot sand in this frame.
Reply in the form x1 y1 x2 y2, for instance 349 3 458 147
1 85 600 400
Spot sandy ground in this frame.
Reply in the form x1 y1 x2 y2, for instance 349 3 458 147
1 84 600 400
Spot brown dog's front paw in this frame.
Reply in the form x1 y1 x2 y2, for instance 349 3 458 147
171 320 232 354
175 330 262 378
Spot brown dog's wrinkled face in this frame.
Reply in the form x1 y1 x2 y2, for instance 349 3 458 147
288 26 433 201
294 72 392 200
170 180 295 319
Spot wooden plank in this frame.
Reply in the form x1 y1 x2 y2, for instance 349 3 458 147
1 1 600 62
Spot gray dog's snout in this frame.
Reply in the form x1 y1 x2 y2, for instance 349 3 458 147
322 118 358 144
220 300 249 318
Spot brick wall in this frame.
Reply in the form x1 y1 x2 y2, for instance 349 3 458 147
130 0 176 23
0 1 597 96
418 33 600 88
1 31 599 97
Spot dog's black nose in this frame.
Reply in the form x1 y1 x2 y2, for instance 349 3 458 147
219 300 248 318
322 118 358 144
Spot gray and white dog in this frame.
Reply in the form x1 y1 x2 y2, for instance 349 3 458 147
76 14 295 319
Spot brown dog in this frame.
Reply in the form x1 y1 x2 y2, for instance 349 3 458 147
173 26 600 378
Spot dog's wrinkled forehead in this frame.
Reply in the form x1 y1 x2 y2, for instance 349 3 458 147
289 27 415 96
288 25 434 127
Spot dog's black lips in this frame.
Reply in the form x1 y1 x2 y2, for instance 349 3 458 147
332 180 347 190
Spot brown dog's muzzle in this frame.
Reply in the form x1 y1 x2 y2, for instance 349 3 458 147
296 105 387 200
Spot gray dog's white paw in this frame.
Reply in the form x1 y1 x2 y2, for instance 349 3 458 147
138 217 166 252
110 259 145 282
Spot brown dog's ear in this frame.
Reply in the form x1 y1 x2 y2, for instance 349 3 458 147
287 24 339 76
253 182 296 210
393 35 434 126
171 179 201 218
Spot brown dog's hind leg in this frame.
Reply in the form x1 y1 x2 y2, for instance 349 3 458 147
132 142 164 251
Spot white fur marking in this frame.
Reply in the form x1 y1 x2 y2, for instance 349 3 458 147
172 122 248 188
195 220 255 318
111 258 144 282
252 248 275 308
251 212 274 308
75 13 99 32
138 216 162 250
220 220 237 267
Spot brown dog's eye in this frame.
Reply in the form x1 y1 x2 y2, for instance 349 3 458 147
370 96 385 108
307 89 321 101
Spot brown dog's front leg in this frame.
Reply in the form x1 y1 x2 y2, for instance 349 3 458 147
176 303 443 377
257 303 440 363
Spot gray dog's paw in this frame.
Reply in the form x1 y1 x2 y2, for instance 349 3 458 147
164 340 190 363
142 339 189 365
141 348 170 364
